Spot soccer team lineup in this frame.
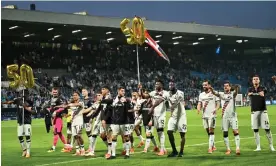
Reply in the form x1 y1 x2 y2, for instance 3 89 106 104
2 75 276 166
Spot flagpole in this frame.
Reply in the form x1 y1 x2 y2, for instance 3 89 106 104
136 44 140 84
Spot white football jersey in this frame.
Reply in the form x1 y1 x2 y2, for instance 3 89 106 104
169 90 186 118
198 91 220 118
92 102 101 122
218 91 236 118
71 101 84 126
149 90 170 116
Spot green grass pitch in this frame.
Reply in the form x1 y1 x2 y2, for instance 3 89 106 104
2 106 276 166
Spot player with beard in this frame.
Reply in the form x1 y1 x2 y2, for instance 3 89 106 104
210 82 241 155
91 86 113 158
248 75 275 151
148 79 170 156
85 92 102 156
4 90 36 158
167 82 187 157
197 80 220 154
136 89 159 153
81 88 93 152
47 87 67 153
107 87 132 159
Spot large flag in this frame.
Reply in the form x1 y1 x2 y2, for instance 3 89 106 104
144 30 170 64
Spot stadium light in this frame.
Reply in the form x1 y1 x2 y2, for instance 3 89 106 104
54 35 61 38
216 35 219 37
9 26 18 30
125 34 130 37
193 42 199 45
173 32 176 35
173 42 179 45
217 38 221 41
24 33 34 38
244 40 248 42
198 37 204 40
172 36 182 40
107 38 114 41
236 40 243 43
106 31 112 34
155 35 162 38
156 40 160 43
81 37 87 40
48 28 54 31
72 29 82 33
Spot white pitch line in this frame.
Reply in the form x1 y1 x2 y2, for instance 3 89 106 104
35 134 276 166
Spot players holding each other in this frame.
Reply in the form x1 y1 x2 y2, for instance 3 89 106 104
248 75 275 151
47 87 67 153
85 92 102 156
149 79 170 156
197 80 219 154
210 82 241 155
136 89 159 153
92 86 113 158
167 81 187 157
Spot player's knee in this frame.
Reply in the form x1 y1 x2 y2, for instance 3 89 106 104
100 133 106 139
223 131 228 138
18 136 24 141
101 135 107 141
92 135 97 138
157 128 164 132
25 136 31 142
233 130 239 136
86 131 91 136
124 135 130 141
209 131 214 135
253 129 259 133
209 128 214 133
265 129 270 133
146 132 152 137
179 132 185 138
112 138 117 142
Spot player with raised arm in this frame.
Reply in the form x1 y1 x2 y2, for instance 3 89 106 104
248 75 275 152
167 82 187 157
149 79 170 156
4 90 36 158
137 89 159 153
68 92 85 156
81 88 93 153
134 86 145 148
197 80 220 154
210 82 241 155
47 87 67 153
91 86 113 158
85 92 102 156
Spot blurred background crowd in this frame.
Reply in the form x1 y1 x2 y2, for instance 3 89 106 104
1 40 276 117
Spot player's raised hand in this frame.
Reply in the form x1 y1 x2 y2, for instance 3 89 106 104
138 83 142 89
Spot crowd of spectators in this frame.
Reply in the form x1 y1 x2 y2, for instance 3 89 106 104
1 40 276 110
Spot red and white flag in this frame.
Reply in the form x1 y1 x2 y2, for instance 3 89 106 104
144 30 170 64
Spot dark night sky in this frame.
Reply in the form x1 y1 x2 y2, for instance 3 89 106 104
1 1 276 29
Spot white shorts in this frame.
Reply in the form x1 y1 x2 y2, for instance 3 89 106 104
127 124 135 133
203 117 216 129
92 119 102 135
84 123 92 132
251 111 270 129
72 124 83 136
134 115 143 126
153 115 166 129
221 116 238 131
167 115 187 133
17 124 32 136
67 123 72 135
145 125 154 134
111 124 130 136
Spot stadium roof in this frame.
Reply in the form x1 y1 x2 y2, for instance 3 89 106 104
2 8 276 46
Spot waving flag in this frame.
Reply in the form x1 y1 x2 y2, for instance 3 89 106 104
144 30 170 64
